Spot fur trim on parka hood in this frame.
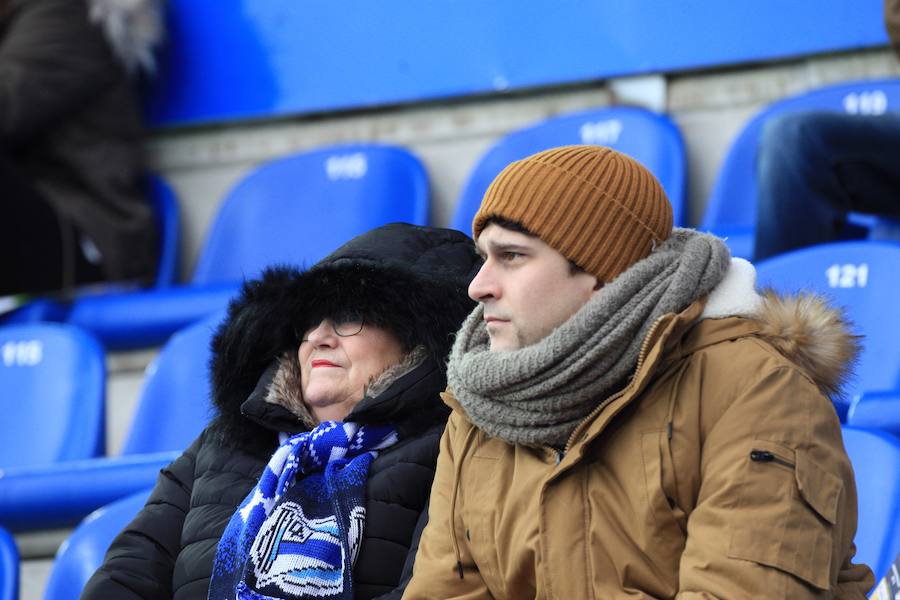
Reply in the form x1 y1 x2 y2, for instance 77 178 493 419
754 291 860 402
207 223 481 452
698 258 860 401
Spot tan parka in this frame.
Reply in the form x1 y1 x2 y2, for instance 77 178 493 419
404 289 874 599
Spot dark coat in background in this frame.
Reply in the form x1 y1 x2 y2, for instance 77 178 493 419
0 0 159 283
82 224 481 599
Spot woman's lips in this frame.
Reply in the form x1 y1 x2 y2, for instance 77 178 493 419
311 359 339 368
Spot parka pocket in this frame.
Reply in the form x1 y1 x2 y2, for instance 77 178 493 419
727 439 843 590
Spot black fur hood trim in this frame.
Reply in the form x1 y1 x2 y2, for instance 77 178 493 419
207 223 481 451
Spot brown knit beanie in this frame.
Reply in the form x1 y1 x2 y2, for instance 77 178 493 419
472 145 674 283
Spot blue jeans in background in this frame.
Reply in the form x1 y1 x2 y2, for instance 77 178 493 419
754 111 900 261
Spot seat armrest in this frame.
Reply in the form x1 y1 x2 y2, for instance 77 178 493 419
0 452 180 532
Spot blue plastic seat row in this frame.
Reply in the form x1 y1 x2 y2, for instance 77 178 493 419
91 113 685 350
0 312 219 533
9 79 900 351
6 111 687 350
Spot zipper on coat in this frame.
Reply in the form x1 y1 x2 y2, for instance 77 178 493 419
749 449 795 469
562 315 668 454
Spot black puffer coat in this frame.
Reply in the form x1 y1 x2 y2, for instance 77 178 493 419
82 224 480 599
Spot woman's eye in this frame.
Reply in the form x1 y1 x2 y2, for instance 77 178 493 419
502 252 522 261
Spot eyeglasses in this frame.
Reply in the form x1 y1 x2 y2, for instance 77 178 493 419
298 315 365 343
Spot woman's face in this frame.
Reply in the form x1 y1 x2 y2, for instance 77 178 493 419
298 318 405 422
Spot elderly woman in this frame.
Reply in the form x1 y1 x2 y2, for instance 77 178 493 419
82 223 480 599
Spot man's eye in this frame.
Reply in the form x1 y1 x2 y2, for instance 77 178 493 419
502 252 522 261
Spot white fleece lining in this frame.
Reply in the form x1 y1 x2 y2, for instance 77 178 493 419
701 258 763 320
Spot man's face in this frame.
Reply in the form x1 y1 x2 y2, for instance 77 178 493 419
470 224 599 351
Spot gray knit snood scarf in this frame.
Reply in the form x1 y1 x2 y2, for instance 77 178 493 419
448 228 731 448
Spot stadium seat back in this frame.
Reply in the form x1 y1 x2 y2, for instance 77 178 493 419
0 526 17 600
0 324 105 468
847 390 900 437
192 144 429 285
756 241 900 406
43 489 151 600
701 79 900 258
842 427 900 581
451 106 687 233
147 174 181 288
121 312 223 455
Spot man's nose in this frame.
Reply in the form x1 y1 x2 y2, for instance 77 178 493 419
468 263 498 302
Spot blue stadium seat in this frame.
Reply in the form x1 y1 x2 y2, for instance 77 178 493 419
842 427 900 583
193 143 428 284
701 79 900 259
121 311 219 454
847 390 900 437
451 106 687 233
0 526 17 600
64 282 235 351
756 241 900 421
43 489 151 600
147 174 181 289
0 324 105 469
0 312 221 532
62 143 428 349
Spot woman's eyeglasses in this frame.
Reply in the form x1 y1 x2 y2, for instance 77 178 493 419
298 315 365 343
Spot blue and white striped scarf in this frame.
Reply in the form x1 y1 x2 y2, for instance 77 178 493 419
209 421 399 599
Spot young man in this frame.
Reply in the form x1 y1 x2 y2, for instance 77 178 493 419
404 145 873 599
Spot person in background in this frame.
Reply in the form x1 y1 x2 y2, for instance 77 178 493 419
82 223 480 599
404 146 872 599
753 0 900 261
0 0 162 295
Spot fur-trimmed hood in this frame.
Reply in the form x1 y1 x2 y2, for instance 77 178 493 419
208 223 481 452
753 291 860 401
699 258 860 400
